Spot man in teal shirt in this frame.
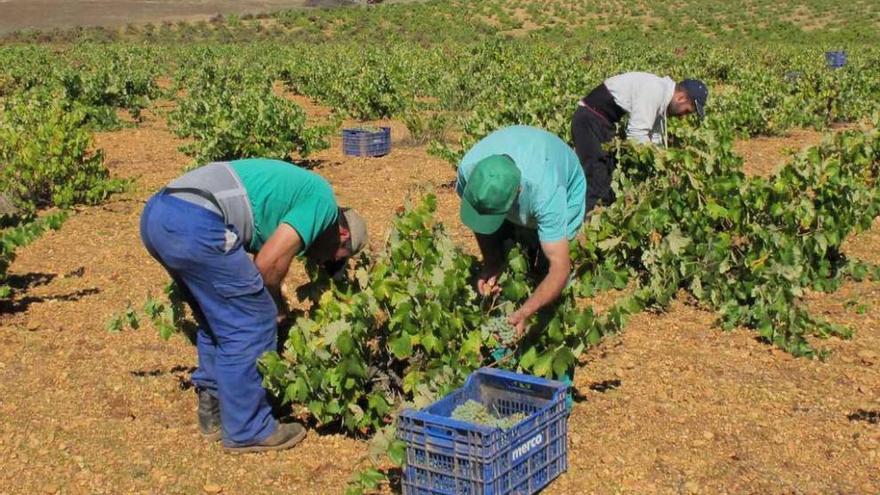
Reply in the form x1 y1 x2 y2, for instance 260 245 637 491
140 158 367 453
456 126 586 335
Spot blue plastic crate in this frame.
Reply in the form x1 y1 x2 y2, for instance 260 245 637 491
825 51 846 69
342 127 391 157
397 368 569 495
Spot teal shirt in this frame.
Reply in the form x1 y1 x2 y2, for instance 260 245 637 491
456 126 587 242
230 159 338 253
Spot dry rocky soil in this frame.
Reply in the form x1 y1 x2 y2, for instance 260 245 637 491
0 99 878 494
0 0 351 34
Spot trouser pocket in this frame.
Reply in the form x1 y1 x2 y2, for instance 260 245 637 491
212 272 264 299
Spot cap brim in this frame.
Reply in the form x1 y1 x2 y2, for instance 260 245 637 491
341 208 367 254
694 100 705 119
460 198 507 235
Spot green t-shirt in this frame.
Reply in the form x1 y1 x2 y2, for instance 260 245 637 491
230 159 339 253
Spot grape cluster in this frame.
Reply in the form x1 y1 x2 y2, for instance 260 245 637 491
451 400 526 429
480 316 518 347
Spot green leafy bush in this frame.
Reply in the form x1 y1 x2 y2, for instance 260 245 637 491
260 195 499 433
170 64 333 164
0 90 125 214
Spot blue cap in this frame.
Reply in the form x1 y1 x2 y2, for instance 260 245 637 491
679 79 708 118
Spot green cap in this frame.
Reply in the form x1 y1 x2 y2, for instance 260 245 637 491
460 154 521 234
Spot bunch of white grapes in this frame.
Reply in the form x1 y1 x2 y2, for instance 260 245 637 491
451 400 526 429
480 316 518 347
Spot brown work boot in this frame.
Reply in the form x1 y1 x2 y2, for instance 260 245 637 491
197 389 221 442
224 422 307 454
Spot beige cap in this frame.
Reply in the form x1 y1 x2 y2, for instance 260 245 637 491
342 208 368 255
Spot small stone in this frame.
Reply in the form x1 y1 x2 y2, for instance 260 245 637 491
203 483 223 494
684 481 700 493
858 350 877 363
692 439 707 448
43 484 60 494
703 431 715 441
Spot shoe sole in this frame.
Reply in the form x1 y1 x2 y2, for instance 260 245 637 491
223 428 307 455
202 430 222 442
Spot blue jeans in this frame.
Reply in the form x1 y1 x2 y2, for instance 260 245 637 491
140 192 277 446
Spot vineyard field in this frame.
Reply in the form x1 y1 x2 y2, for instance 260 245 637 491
1 0 879 493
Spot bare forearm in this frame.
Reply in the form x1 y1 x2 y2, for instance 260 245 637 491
519 262 569 317
253 223 302 311
254 251 292 313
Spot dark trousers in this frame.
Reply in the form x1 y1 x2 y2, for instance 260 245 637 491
571 106 616 212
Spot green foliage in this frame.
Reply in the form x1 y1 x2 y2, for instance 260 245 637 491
344 467 388 495
0 90 126 214
108 280 188 337
401 109 450 146
280 46 416 120
57 57 158 128
0 45 160 130
567 122 880 357
142 281 188 340
106 302 140 333
260 194 512 433
169 61 334 164
0 211 68 298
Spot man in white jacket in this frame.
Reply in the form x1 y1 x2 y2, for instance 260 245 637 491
571 72 708 212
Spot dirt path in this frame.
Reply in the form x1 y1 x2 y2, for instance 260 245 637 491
0 106 878 494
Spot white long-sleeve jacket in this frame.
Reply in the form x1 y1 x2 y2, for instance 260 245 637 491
604 72 675 147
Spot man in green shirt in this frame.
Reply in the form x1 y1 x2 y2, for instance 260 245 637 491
456 126 587 336
140 158 367 453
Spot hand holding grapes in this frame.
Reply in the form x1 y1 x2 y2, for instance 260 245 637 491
476 263 502 296
507 309 528 336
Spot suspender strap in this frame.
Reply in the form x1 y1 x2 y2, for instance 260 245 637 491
163 186 223 213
